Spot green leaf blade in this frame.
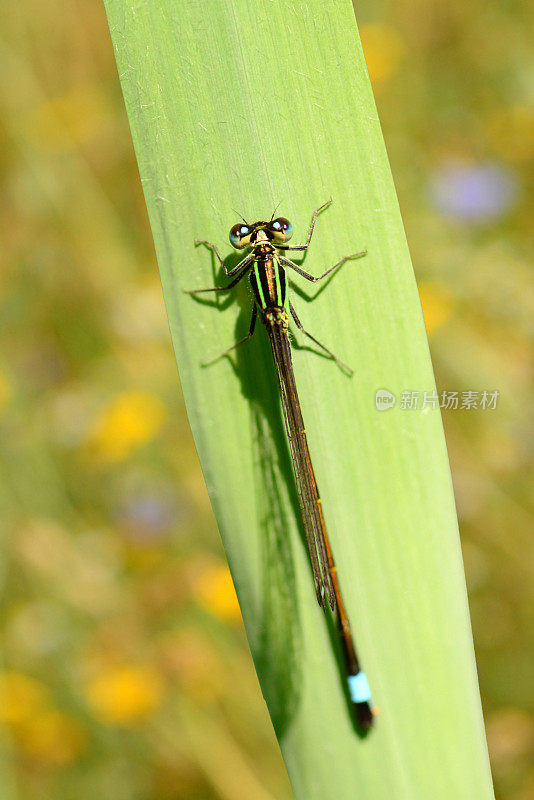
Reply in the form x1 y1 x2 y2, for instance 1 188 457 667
103 0 495 797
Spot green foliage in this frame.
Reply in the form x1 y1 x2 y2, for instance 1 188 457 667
104 0 494 797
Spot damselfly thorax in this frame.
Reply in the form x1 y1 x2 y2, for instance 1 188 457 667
249 234 288 312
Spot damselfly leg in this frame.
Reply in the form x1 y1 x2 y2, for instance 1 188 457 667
288 300 354 377
276 199 332 252
203 306 258 366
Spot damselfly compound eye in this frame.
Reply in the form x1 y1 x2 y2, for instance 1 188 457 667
270 217 293 243
229 223 251 249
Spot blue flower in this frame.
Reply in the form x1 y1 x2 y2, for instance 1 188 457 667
431 161 519 222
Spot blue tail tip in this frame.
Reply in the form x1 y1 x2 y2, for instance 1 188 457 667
348 672 372 704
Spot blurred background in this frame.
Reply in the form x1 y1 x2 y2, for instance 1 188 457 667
0 0 532 798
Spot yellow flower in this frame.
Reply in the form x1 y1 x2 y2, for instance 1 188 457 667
85 665 165 726
193 562 241 622
0 671 49 725
85 391 166 462
419 282 454 335
0 672 86 764
0 372 11 412
360 25 406 86
16 709 86 765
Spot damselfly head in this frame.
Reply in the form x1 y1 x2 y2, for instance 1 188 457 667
229 217 293 249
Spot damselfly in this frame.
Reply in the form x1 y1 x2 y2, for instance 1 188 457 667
187 200 375 729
